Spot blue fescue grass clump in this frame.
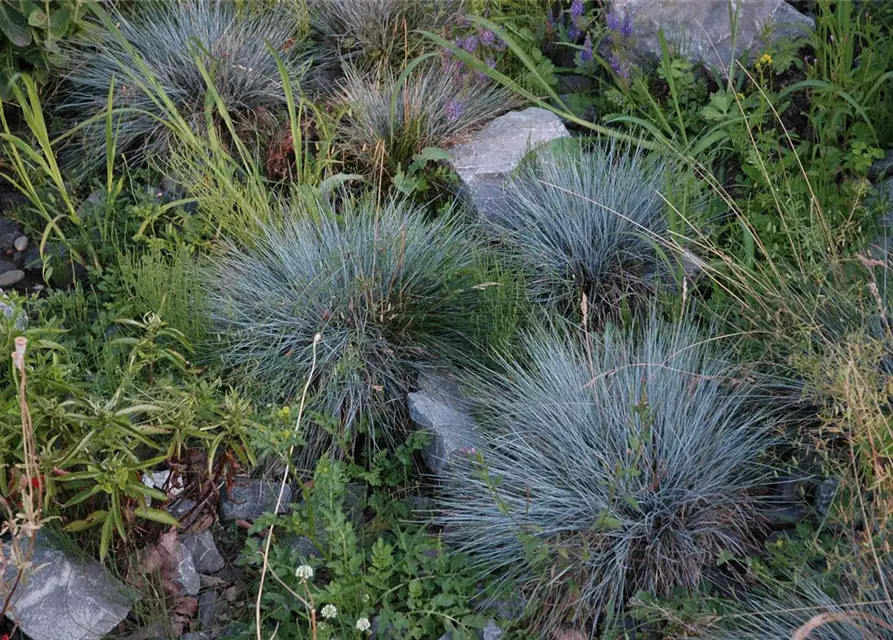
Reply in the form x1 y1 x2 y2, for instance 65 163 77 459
61 0 305 165
492 140 670 314
439 315 778 632
336 61 513 176
711 559 893 639
308 0 463 71
207 194 482 462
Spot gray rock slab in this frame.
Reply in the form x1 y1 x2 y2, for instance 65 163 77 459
181 529 225 575
408 372 482 475
220 479 292 521
869 149 893 182
481 621 504 640
2 534 131 640
174 539 201 596
448 107 570 222
613 0 814 72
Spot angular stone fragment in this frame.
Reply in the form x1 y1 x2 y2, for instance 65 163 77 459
408 372 482 475
613 0 814 72
181 529 225 575
2 534 131 640
220 479 292 521
447 107 570 222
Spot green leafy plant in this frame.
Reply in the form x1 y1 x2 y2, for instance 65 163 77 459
244 454 515 639
0 0 87 97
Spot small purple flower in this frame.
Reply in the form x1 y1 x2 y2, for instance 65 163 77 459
606 9 621 32
494 36 507 51
461 34 479 53
621 11 633 38
480 29 495 47
581 33 593 63
458 446 477 457
609 51 631 79
485 56 496 69
568 25 580 41
445 100 463 123
570 0 584 25
547 8 557 29
474 69 489 83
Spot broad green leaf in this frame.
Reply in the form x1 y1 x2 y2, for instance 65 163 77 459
132 506 180 527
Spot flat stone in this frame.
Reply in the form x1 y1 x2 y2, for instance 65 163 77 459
198 590 219 630
764 505 808 526
0 259 16 275
408 372 482 475
556 74 595 93
220 479 292 521
0 193 27 211
613 0 815 72
815 476 840 517
0 269 25 288
869 149 893 182
2 534 131 640
13 235 28 252
181 529 226 575
481 620 504 640
0 232 16 252
173 538 201 595
447 107 570 222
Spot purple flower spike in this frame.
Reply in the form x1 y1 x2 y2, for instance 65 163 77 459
462 35 479 53
571 0 584 25
609 51 630 79
485 56 496 69
581 33 593 63
621 11 633 38
480 29 495 46
445 100 463 123
569 25 580 41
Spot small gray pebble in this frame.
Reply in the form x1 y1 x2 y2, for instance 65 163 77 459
0 270 25 288
13 236 28 252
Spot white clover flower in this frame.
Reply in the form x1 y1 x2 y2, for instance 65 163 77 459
317 622 328 631
321 604 338 619
355 617 371 632
295 564 314 581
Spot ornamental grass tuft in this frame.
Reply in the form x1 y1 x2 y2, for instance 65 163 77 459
491 140 671 316
206 193 483 464
61 0 306 166
308 0 463 72
439 314 780 632
335 61 513 178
